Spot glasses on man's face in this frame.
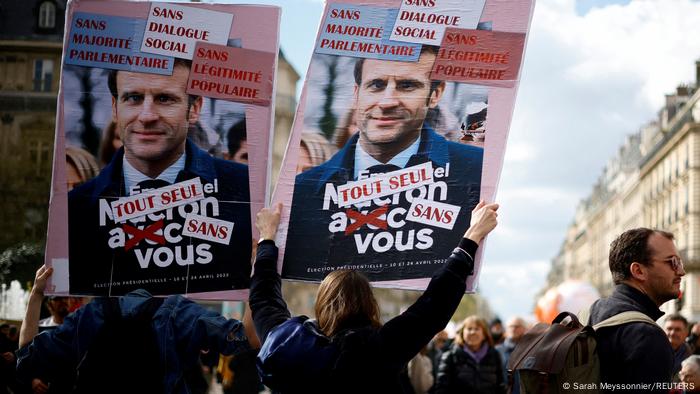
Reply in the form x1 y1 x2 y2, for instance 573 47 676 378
656 256 684 272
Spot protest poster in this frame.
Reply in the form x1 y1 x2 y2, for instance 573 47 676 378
273 0 534 291
45 0 280 299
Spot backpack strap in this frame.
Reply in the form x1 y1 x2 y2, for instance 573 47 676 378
577 307 592 326
592 311 657 330
578 304 658 331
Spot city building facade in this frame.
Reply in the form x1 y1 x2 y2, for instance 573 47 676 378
0 0 66 252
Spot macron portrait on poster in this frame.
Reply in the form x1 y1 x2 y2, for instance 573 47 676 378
274 0 534 291
46 1 280 298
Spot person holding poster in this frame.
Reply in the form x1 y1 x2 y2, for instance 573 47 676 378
68 59 252 296
284 45 483 282
251 201 498 392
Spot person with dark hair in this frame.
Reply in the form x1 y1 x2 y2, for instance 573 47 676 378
16 288 254 394
284 44 484 283
38 296 70 329
666 313 693 379
434 315 506 394
588 228 685 390
0 323 17 394
489 317 504 345
688 322 700 355
225 119 248 164
351 45 443 98
68 60 252 296
250 200 499 393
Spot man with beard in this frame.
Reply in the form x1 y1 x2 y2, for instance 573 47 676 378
68 59 251 296
589 228 685 391
284 46 483 281
38 297 70 330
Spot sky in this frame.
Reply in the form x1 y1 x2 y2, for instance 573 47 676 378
216 0 700 320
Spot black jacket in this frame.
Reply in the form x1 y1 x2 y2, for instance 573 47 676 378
588 283 673 391
434 343 505 394
249 238 478 394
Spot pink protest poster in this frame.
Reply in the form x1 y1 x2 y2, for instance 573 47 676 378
45 0 280 299
273 0 534 291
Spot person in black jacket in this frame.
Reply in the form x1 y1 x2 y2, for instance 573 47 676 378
250 200 499 393
434 315 505 394
589 228 685 391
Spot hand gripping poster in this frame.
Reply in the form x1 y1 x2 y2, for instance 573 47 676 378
273 0 534 291
45 0 280 298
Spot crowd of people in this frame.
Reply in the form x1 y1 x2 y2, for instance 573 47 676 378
6 96 700 394
4 204 695 394
6 145 700 394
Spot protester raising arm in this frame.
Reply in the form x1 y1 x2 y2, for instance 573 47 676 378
249 201 498 393
249 203 287 341
19 265 53 348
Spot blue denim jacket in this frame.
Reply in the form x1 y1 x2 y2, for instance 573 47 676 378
16 289 251 393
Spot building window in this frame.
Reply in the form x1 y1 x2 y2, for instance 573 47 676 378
38 1 56 29
33 59 53 92
28 140 50 177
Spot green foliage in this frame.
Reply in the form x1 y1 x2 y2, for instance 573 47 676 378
452 295 478 323
0 243 43 287
319 56 338 139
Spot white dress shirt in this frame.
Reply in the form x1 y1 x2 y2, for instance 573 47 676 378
123 153 186 195
353 135 421 180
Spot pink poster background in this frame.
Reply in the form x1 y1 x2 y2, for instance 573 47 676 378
272 0 535 292
188 43 275 106
45 0 281 300
432 28 526 88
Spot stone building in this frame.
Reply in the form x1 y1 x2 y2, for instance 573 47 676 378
0 0 65 252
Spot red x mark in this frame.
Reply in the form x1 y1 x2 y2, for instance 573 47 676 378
123 220 166 251
345 206 388 235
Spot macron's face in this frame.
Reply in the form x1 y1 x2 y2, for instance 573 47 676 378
112 65 201 173
354 52 443 160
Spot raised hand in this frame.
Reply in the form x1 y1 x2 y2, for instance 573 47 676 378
256 203 283 241
464 200 499 243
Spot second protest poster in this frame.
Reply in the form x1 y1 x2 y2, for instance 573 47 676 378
274 0 534 290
